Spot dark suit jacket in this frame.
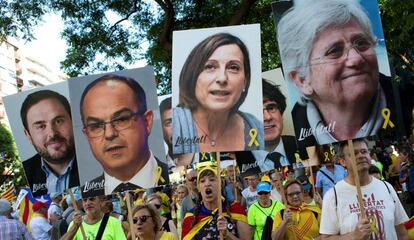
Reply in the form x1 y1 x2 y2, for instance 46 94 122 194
81 157 170 197
23 154 80 197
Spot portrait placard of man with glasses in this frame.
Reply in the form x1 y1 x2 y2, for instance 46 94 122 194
70 67 169 197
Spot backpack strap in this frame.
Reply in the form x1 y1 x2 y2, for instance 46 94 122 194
320 170 336 184
96 213 110 240
382 180 396 203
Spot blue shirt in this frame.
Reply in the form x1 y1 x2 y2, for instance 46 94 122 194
316 164 348 197
0 216 33 240
41 158 74 194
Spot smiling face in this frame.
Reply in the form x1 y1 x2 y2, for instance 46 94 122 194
81 80 153 175
263 98 283 142
195 44 246 113
295 19 378 110
24 98 75 164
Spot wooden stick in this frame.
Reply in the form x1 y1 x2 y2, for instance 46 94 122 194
309 166 316 196
216 152 223 240
125 191 136 239
233 160 238 202
274 168 286 205
347 139 366 219
68 189 86 240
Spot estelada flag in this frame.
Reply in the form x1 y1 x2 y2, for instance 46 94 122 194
0 184 16 202
181 202 247 240
18 188 51 229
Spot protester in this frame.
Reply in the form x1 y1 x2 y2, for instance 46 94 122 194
180 169 198 219
30 201 53 240
48 193 63 222
145 193 179 239
181 166 251 240
320 138 409 239
248 181 284 240
272 180 321 240
297 175 322 207
171 184 188 239
62 196 126 239
242 174 259 210
131 203 177 240
224 164 243 204
0 198 33 240
270 172 283 201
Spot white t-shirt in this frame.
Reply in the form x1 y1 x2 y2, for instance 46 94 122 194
30 215 52 240
320 178 408 239
242 188 257 209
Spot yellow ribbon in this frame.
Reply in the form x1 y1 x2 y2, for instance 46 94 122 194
324 152 330 162
201 152 209 161
156 166 165 183
381 108 395 129
369 215 379 235
295 152 302 163
248 128 259 147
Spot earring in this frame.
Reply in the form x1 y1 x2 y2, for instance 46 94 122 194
242 88 245 92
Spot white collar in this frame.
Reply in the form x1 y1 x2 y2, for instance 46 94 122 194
104 152 158 194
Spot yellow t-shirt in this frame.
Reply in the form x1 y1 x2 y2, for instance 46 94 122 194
272 204 321 240
160 231 177 240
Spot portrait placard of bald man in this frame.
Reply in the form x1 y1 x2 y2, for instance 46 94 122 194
68 67 169 197
3 82 80 197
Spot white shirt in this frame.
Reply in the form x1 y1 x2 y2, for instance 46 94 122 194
104 152 158 194
254 140 289 172
30 215 52 240
47 202 63 220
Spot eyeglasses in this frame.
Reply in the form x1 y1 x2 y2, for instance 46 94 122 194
154 204 162 209
133 215 152 224
310 36 377 65
258 191 270 195
83 110 144 138
263 103 280 114
82 197 96 202
187 177 197 182
286 191 302 198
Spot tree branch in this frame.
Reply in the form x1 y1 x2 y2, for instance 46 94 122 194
154 0 174 51
108 0 139 35
228 0 258 25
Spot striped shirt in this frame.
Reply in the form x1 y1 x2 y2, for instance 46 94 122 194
0 216 33 240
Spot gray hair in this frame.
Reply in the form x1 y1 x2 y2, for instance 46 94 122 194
0 199 11 216
277 0 376 105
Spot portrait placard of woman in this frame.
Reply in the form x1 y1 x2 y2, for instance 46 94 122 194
274 0 402 151
172 25 264 154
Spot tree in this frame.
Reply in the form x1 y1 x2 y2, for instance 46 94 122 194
0 123 27 189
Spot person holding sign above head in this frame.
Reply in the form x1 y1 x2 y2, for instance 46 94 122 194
320 138 409 239
80 74 169 196
20 90 80 197
173 32 263 154
276 0 398 150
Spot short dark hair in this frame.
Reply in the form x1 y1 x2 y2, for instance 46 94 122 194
80 74 147 125
339 138 369 154
178 33 251 113
262 79 287 114
159 97 171 119
21 90 71 131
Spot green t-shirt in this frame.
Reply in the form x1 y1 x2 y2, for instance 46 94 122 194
68 215 126 240
247 200 284 240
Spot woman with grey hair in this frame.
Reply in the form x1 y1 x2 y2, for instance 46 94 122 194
277 0 396 149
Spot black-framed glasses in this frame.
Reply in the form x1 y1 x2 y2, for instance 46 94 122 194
258 191 270 196
310 36 377 65
133 215 152 224
286 191 302 198
83 110 144 138
154 203 162 209
82 197 96 202
263 103 280 114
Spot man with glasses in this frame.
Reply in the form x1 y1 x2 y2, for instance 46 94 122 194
20 90 80 197
181 169 198 219
254 79 298 172
320 138 408 239
62 196 126 239
80 74 169 195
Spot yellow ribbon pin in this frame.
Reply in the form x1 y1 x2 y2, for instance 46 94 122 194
295 152 302 163
201 152 209 161
248 128 259 147
381 108 395 129
156 166 165 183
324 152 330 162
369 215 379 235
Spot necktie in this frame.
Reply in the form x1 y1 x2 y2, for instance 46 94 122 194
113 182 141 193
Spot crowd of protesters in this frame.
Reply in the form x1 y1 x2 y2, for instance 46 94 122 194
1 137 414 239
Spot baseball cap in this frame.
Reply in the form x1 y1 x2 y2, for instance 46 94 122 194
257 181 271 193
32 201 48 212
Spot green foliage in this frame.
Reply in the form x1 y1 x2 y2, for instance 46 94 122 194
0 123 26 189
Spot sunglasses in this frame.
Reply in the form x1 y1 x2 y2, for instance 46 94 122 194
154 203 162 209
133 215 152 224
258 191 270 195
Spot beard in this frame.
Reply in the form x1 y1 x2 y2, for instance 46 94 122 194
34 135 75 165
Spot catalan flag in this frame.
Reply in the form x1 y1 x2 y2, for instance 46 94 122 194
18 188 51 229
0 184 16 201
